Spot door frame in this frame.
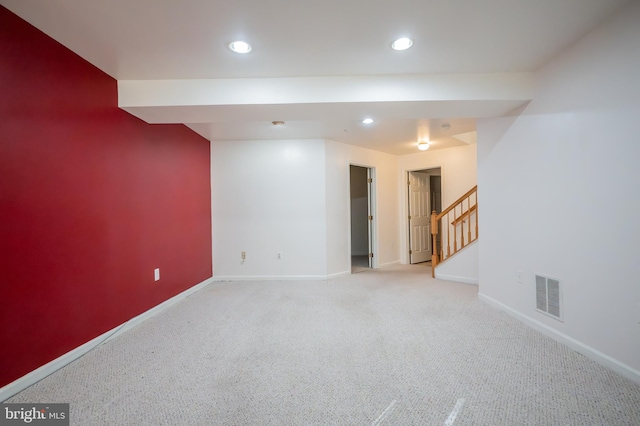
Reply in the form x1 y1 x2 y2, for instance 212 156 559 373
402 165 443 265
408 170 432 264
348 163 377 271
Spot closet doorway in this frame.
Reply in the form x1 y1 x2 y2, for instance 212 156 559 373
350 165 374 273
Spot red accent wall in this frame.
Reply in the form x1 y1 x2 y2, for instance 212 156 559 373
0 6 212 387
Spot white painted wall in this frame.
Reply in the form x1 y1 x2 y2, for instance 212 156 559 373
397 144 477 264
325 140 400 275
211 139 328 279
211 138 400 279
435 241 478 284
477 1 640 381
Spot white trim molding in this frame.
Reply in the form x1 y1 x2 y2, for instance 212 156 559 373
478 292 640 385
211 264 403 282
435 274 479 285
212 271 351 282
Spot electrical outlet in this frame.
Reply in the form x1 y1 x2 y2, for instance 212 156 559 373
154 268 160 281
517 270 522 284
241 251 246 260
277 252 282 260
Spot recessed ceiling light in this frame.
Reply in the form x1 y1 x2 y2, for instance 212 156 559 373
391 37 413 51
362 118 374 124
418 141 430 151
228 41 252 54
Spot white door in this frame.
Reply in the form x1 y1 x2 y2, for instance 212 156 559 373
409 171 431 263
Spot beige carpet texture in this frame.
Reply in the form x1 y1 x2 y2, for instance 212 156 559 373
6 264 640 425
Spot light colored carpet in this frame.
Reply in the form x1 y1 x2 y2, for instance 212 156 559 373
7 264 640 425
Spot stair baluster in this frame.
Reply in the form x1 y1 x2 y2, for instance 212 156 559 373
430 185 478 278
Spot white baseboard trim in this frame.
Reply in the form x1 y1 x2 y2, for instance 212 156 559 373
434 273 478 285
327 270 351 279
0 277 215 402
213 273 350 281
478 292 640 385
212 264 403 282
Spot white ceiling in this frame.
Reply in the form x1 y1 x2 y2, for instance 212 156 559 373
1 0 628 155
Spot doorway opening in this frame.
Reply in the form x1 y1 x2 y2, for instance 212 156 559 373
408 168 442 264
350 165 374 273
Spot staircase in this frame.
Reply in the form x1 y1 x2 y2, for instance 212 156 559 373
430 185 478 278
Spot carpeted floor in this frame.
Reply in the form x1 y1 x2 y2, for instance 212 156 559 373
6 264 640 425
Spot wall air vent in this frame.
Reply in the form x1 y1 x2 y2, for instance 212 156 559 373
535 274 563 321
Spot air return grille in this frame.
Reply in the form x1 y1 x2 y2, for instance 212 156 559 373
536 274 563 321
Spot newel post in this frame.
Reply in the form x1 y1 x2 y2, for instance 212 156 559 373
430 210 438 278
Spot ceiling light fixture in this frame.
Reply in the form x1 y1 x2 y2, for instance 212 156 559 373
362 118 374 124
418 141 430 151
228 41 252 54
391 37 413 51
